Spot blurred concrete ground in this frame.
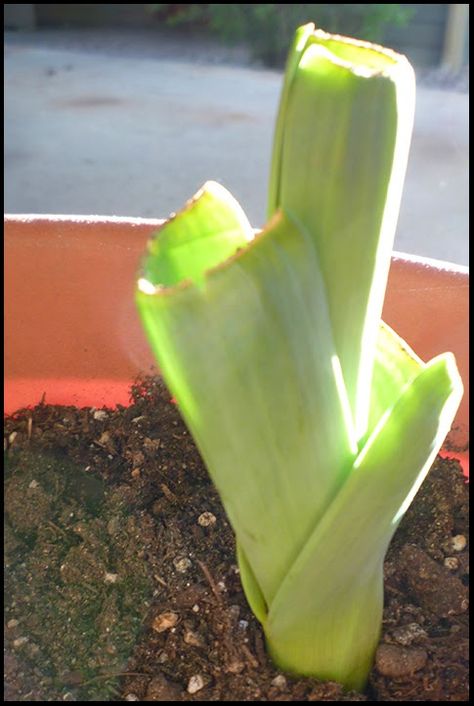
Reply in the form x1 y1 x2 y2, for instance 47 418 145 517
4 29 469 265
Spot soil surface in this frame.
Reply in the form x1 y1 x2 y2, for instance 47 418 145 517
4 377 469 701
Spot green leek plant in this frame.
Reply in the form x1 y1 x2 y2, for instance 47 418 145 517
135 25 463 691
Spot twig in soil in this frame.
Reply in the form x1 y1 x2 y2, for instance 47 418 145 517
197 560 223 605
161 483 178 502
76 671 150 687
154 573 168 587
47 520 67 537
92 439 117 455
254 631 267 666
241 644 259 669
27 415 33 440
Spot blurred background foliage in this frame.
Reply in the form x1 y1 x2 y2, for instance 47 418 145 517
147 4 414 66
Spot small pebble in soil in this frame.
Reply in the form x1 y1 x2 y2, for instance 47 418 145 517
444 556 460 570
125 695 139 701
28 479 39 489
228 604 240 620
12 637 29 649
192 604 200 612
391 623 427 646
92 410 108 421
451 534 467 552
183 629 204 647
152 611 179 632
174 556 192 573
7 619 19 629
104 572 118 583
271 674 287 689
376 643 428 677
197 511 217 527
226 659 245 674
187 674 205 694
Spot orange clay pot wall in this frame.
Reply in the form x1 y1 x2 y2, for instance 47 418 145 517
4 215 469 468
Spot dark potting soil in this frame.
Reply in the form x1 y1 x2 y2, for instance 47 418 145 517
4 376 469 701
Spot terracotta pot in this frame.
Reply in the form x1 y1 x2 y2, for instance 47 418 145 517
5 215 469 474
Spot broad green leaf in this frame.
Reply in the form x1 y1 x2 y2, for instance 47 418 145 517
266 353 463 690
366 321 423 441
268 28 416 441
137 185 358 605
